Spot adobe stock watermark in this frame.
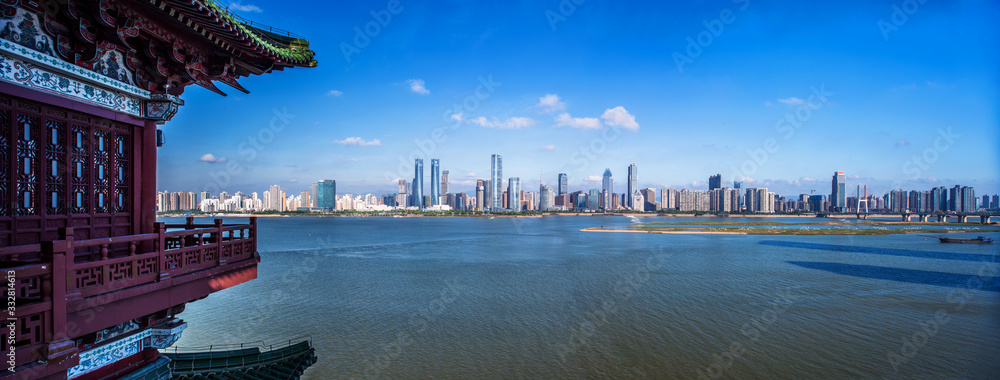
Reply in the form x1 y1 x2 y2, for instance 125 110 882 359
545 0 587 31
340 0 410 64
877 0 929 41
559 123 627 180
673 0 750 74
555 251 670 363
381 74 501 184
202 107 296 194
695 287 799 379
886 254 997 373
901 126 958 180
728 85 833 182
358 278 468 379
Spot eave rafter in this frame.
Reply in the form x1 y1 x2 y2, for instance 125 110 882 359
1 0 314 98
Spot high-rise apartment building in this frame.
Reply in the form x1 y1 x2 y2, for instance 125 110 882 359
641 188 657 211
268 184 282 211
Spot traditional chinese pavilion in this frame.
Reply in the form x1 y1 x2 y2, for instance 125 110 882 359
0 0 316 378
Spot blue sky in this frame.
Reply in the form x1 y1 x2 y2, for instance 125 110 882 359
157 0 999 198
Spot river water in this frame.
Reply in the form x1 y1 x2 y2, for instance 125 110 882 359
163 216 1000 379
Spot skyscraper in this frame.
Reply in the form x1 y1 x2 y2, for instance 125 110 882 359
507 177 520 211
412 159 424 208
602 168 613 210
831 171 846 212
540 184 554 211
641 188 657 211
316 180 336 209
949 185 959 211
430 159 440 206
310 183 319 207
733 181 744 211
268 184 282 211
627 164 637 209
709 174 722 191
587 189 600 210
475 180 485 211
558 173 568 195
491 154 503 210
961 186 975 212
441 170 449 195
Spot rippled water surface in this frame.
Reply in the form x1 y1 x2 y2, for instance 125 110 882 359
164 216 1000 379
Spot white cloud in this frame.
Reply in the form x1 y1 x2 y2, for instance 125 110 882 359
538 144 556 151
465 172 476 177
800 177 816 182
338 158 360 162
764 100 773 107
333 137 381 146
407 79 429 95
453 114 535 129
584 175 602 182
327 90 343 97
287 178 297 183
536 94 565 113
199 153 227 163
777 97 805 106
554 113 602 129
470 116 535 129
895 140 909 147
601 106 639 131
228 2 262 13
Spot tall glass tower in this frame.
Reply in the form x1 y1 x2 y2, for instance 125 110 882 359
733 180 744 211
627 164 637 209
491 154 503 210
709 174 722 191
507 177 520 211
430 159 440 206
412 159 424 208
316 180 336 210
831 171 846 212
558 173 568 195
602 169 613 210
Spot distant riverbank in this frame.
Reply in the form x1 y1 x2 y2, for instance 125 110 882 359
158 212 821 218
581 221 1000 236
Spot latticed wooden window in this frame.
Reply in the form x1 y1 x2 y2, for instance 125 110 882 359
0 96 137 247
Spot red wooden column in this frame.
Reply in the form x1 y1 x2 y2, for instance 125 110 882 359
156 222 169 281
215 219 224 265
139 120 158 235
41 227 79 367
250 217 258 255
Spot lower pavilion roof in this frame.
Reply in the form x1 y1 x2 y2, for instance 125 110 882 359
164 340 318 379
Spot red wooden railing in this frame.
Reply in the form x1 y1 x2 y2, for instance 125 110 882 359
0 217 258 372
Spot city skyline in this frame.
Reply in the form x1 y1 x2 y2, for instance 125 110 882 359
161 155 998 214
157 1 999 197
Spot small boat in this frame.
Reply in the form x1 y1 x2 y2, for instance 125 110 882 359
938 236 993 244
